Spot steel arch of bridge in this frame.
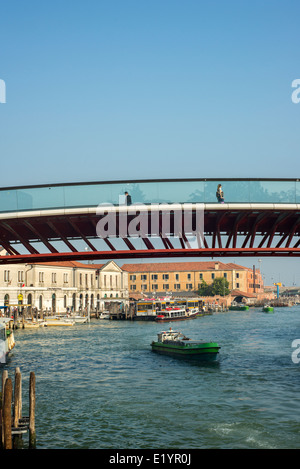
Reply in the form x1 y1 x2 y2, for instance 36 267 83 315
0 194 300 264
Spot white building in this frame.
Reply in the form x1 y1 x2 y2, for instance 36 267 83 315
0 256 128 313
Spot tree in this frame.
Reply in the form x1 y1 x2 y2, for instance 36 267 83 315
197 277 230 296
211 277 230 296
198 279 212 296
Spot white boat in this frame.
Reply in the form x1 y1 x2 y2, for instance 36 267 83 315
155 307 198 322
0 318 15 362
69 315 88 324
23 320 40 328
44 317 75 326
99 312 110 319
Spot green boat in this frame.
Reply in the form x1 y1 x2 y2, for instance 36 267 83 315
229 302 249 311
263 305 274 313
151 329 220 360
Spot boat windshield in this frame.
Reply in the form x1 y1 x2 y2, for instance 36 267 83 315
158 330 186 342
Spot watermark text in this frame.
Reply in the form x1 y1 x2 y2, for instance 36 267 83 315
291 339 300 363
291 79 300 104
96 201 205 247
0 79 6 103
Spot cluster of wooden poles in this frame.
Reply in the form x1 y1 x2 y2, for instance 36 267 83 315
0 368 36 449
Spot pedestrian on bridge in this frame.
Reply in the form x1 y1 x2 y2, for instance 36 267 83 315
216 184 224 203
125 191 132 206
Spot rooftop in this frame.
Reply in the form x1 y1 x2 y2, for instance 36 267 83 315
122 261 255 273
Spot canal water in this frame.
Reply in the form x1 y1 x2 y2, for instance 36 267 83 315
2 306 300 449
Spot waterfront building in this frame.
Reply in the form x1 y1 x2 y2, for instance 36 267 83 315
122 261 263 296
0 252 128 313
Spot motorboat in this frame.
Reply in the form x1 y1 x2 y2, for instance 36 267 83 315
155 307 198 322
262 305 274 313
0 318 15 362
151 328 220 360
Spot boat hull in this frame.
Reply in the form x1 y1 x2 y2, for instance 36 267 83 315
44 319 75 326
229 305 249 311
155 312 198 322
151 341 220 360
263 307 274 313
0 329 15 363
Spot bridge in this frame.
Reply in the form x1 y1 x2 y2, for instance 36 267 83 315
0 178 299 264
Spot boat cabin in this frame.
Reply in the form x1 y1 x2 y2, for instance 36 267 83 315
157 329 187 343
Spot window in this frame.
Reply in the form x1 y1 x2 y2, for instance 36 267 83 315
186 284 193 290
223 273 227 278
130 275 136 281
236 273 240 278
80 273 83 285
151 274 158 280
63 273 68 283
141 274 147 280
236 283 240 288
141 285 147 290
85 274 88 286
211 273 215 279
152 284 158 290
130 285 136 290
18 271 24 282
175 274 179 281
199 273 203 279
163 274 169 280
174 284 181 290
39 272 44 283
187 273 191 280
4 270 10 282
163 284 169 290
91 274 93 286
52 273 56 283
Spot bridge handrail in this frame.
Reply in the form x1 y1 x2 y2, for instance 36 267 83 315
0 178 299 213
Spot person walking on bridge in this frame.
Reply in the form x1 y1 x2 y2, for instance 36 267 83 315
216 184 224 203
125 191 132 206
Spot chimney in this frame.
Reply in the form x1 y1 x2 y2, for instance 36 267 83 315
215 262 219 270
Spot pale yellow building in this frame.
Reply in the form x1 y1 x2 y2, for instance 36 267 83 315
122 261 263 295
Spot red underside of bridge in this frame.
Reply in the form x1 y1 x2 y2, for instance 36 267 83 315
0 207 300 264
0 248 300 265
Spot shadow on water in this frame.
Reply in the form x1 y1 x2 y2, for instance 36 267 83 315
150 349 221 369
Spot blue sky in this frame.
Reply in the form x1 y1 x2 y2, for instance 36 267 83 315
0 0 300 285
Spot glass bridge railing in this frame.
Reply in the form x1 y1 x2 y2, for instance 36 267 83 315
0 179 299 213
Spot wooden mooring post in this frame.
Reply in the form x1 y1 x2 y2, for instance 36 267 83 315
0 368 36 449
29 372 36 449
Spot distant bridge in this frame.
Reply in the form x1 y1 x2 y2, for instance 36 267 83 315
0 178 299 264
